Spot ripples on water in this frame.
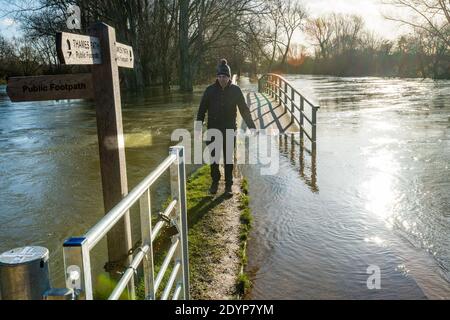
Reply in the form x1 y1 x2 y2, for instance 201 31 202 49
242 75 450 299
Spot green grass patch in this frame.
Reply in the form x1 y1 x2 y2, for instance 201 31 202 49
185 165 226 299
135 165 222 300
236 273 251 296
236 178 253 298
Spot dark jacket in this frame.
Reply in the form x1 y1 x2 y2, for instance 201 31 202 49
196 80 256 130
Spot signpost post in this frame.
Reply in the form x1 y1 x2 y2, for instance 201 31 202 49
6 22 136 299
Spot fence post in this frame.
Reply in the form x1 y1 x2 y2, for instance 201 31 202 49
169 146 190 300
312 107 317 155
139 189 155 300
300 96 305 143
284 81 288 112
291 89 295 124
265 76 268 95
275 77 278 102
271 75 274 99
268 75 271 98
63 237 93 300
277 77 281 103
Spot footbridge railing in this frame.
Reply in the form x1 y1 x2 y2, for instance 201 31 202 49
258 74 319 153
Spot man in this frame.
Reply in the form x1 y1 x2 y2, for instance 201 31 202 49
196 59 257 196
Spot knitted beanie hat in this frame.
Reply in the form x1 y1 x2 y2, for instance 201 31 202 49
217 59 231 77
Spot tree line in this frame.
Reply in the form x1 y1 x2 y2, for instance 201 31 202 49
292 12 449 79
0 0 449 91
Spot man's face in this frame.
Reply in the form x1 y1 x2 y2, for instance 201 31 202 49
217 74 230 88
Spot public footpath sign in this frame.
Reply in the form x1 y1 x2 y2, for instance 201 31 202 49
6 22 136 298
6 73 93 102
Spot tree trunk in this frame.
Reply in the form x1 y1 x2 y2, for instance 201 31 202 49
179 0 193 92
129 2 145 91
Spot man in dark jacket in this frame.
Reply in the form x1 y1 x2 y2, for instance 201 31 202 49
196 59 256 196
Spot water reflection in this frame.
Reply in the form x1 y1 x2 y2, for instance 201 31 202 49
278 133 318 193
363 148 398 221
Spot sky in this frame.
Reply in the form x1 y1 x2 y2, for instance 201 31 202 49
302 0 410 39
0 1 21 39
0 0 410 41
290 0 412 50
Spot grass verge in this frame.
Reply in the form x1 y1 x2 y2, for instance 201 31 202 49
236 177 252 298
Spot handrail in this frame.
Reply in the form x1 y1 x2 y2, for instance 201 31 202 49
84 154 177 250
62 146 190 301
266 73 319 111
258 73 319 150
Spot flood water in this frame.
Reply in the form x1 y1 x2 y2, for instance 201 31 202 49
241 75 450 299
0 85 203 288
1 75 449 298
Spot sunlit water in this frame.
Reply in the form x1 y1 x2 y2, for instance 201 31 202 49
1 75 449 299
241 75 450 299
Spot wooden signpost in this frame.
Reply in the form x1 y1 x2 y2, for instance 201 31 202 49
6 22 135 296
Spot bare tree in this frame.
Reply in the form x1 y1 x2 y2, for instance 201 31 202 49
305 16 334 59
331 13 364 55
240 0 306 73
383 0 450 47
179 0 263 91
278 0 307 68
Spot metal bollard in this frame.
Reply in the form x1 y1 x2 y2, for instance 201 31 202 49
0 246 51 300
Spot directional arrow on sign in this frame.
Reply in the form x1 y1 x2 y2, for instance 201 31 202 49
56 31 134 69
